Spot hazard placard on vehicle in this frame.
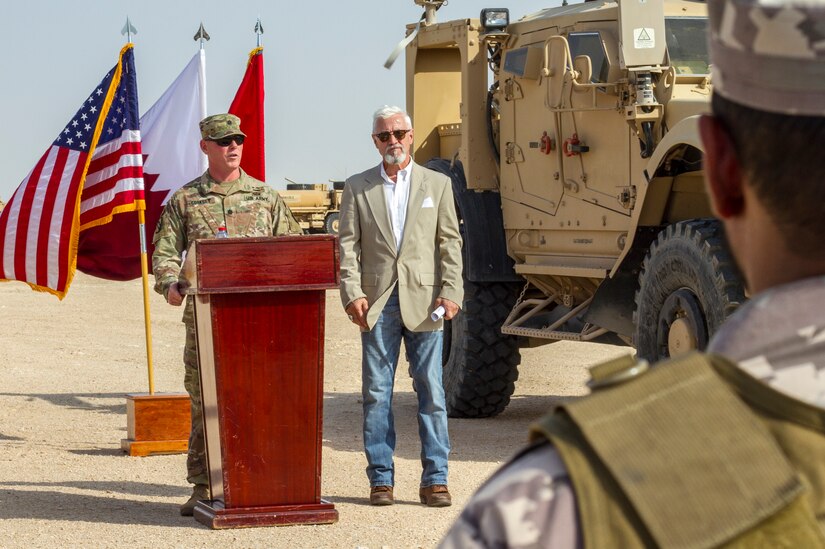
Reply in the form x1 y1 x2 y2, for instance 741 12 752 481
634 27 655 49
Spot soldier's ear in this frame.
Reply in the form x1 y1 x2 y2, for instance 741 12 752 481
200 140 208 154
699 114 744 219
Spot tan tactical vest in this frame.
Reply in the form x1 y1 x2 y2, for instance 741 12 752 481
531 352 825 548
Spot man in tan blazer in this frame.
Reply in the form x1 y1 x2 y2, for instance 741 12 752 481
339 105 464 507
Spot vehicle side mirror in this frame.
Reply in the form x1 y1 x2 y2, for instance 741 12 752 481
573 55 593 85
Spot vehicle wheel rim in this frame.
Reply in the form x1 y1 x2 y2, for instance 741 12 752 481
657 288 707 358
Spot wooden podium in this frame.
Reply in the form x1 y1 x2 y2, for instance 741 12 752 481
188 235 339 529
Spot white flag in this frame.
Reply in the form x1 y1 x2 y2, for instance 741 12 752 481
142 49 208 205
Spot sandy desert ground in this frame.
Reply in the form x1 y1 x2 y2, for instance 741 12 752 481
0 272 629 548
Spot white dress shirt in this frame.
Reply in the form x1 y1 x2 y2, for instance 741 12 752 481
380 162 411 251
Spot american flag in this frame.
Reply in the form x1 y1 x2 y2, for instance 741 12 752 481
0 44 144 299
77 49 206 281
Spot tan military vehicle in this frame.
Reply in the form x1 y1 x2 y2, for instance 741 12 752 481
278 180 344 235
403 0 745 417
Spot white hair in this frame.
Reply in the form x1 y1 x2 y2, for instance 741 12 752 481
372 105 412 132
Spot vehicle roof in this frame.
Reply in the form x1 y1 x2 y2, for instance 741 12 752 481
516 0 706 30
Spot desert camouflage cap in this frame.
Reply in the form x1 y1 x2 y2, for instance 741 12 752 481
199 113 247 140
708 0 825 116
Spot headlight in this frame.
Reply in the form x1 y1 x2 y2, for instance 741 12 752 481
481 8 509 33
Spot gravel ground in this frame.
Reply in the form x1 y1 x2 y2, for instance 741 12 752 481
0 272 628 548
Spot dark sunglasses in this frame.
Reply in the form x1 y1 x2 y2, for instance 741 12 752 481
211 135 245 147
373 129 411 143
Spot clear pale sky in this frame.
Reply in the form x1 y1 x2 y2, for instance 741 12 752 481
0 1 555 201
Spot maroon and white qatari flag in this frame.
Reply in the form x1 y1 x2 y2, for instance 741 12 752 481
0 44 144 299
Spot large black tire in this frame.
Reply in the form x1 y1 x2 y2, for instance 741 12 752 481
423 157 522 418
443 279 522 418
633 219 745 361
324 212 340 235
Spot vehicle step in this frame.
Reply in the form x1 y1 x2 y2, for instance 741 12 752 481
500 326 585 341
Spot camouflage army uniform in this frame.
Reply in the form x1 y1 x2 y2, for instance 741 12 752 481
152 168 301 485
707 276 825 408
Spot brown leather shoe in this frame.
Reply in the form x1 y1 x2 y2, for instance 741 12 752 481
419 484 452 507
370 485 394 506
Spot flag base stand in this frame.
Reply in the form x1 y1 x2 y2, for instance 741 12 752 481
121 393 191 457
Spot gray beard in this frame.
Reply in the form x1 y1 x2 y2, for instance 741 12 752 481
384 150 407 165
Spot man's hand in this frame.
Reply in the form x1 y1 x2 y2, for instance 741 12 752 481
166 282 184 306
345 297 369 329
435 297 460 320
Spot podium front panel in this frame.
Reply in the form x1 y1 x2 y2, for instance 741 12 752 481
201 289 325 509
193 235 337 524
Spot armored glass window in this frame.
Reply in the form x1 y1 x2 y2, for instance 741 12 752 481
568 32 609 83
665 17 710 75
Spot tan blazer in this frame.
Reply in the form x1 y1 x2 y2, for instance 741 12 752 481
338 162 464 331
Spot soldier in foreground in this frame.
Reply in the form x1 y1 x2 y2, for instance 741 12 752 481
152 113 301 516
441 0 825 546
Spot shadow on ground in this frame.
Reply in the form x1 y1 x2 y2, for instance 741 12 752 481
0 480 187 498
69 448 136 457
0 392 126 415
323 390 576 464
0 481 197 527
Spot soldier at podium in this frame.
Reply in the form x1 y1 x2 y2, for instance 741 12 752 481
152 113 301 516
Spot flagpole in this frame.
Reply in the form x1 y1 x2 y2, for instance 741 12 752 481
138 207 155 395
121 17 156 395
195 22 210 50
122 34 209 458
255 17 264 47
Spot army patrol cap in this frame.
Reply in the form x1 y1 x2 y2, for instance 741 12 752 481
708 0 825 116
199 113 247 140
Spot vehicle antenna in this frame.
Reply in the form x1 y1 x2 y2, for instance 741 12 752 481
385 1 446 69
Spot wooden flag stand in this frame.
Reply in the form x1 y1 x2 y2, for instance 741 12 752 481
121 393 190 456
121 206 191 457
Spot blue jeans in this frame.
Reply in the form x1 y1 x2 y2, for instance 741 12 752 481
361 290 450 488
